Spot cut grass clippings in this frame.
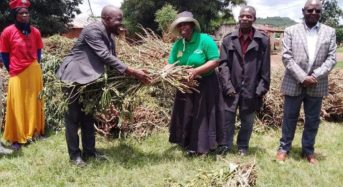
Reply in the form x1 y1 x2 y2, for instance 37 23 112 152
1 122 342 186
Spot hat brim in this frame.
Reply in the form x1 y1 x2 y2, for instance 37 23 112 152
170 17 201 36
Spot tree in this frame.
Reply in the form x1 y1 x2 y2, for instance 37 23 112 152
122 0 246 34
0 0 82 36
320 0 343 27
155 4 177 33
336 27 343 46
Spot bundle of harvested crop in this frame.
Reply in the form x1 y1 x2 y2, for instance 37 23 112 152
167 160 257 187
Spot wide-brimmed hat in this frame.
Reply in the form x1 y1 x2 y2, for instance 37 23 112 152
170 11 200 36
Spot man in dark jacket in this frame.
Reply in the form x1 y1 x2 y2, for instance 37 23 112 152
217 5 270 156
57 5 150 166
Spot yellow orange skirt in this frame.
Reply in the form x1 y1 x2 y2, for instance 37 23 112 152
3 61 45 143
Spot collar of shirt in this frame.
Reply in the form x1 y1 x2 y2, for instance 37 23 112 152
239 29 254 40
238 29 254 56
305 22 320 32
182 31 200 51
183 31 200 44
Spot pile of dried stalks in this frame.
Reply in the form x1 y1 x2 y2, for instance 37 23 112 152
167 160 257 187
0 69 8 127
322 69 343 121
40 31 184 137
256 68 343 130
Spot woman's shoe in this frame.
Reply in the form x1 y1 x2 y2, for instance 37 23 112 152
11 143 21 151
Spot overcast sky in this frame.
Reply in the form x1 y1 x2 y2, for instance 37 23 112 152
76 0 343 23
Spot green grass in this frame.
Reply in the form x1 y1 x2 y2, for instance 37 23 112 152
336 61 343 68
337 47 343 53
1 122 343 186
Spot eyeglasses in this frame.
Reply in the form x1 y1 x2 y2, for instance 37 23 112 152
306 9 321 14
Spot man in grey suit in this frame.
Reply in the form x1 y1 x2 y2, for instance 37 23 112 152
276 0 336 164
57 5 150 166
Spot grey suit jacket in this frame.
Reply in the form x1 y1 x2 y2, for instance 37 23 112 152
57 22 128 84
281 23 336 97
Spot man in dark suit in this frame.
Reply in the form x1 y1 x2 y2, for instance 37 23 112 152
276 0 336 164
57 5 150 166
217 5 270 156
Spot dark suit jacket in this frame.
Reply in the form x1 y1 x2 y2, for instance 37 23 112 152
57 22 127 84
218 28 270 112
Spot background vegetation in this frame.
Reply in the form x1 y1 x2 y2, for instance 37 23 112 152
255 17 297 28
121 0 246 34
0 0 82 36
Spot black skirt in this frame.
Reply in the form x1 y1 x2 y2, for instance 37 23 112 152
169 72 226 154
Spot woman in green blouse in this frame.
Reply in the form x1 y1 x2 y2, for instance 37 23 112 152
167 11 226 155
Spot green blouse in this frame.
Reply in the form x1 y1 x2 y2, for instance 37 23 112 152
168 32 219 76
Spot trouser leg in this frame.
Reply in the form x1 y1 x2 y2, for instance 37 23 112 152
237 111 255 150
223 111 236 149
81 111 96 156
302 95 322 155
279 95 303 153
65 98 82 159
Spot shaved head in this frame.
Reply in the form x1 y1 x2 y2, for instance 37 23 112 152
101 5 123 35
101 5 122 18
304 0 322 9
302 0 322 28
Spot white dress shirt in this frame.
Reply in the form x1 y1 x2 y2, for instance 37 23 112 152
305 22 319 73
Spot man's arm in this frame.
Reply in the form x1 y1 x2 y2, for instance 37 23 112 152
0 53 9 71
84 27 150 84
84 28 128 73
282 28 308 83
218 39 236 96
37 49 42 63
256 37 271 96
312 30 337 79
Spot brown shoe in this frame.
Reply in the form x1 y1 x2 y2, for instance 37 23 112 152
304 154 318 164
276 151 287 162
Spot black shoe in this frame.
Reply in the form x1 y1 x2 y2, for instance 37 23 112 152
11 142 21 151
215 146 230 155
186 150 197 157
83 151 108 161
238 149 248 156
70 156 87 167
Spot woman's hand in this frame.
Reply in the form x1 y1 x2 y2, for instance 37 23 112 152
186 68 199 81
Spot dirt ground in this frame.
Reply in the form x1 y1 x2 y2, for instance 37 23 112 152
271 52 343 70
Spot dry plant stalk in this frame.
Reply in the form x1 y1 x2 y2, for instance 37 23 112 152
168 160 257 187
256 68 343 130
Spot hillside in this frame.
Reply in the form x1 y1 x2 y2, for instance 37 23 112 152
256 16 297 28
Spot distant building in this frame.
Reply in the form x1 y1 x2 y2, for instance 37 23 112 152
62 17 97 38
62 17 127 39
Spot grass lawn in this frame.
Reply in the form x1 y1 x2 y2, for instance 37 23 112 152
1 122 343 186
337 47 343 53
336 61 343 68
